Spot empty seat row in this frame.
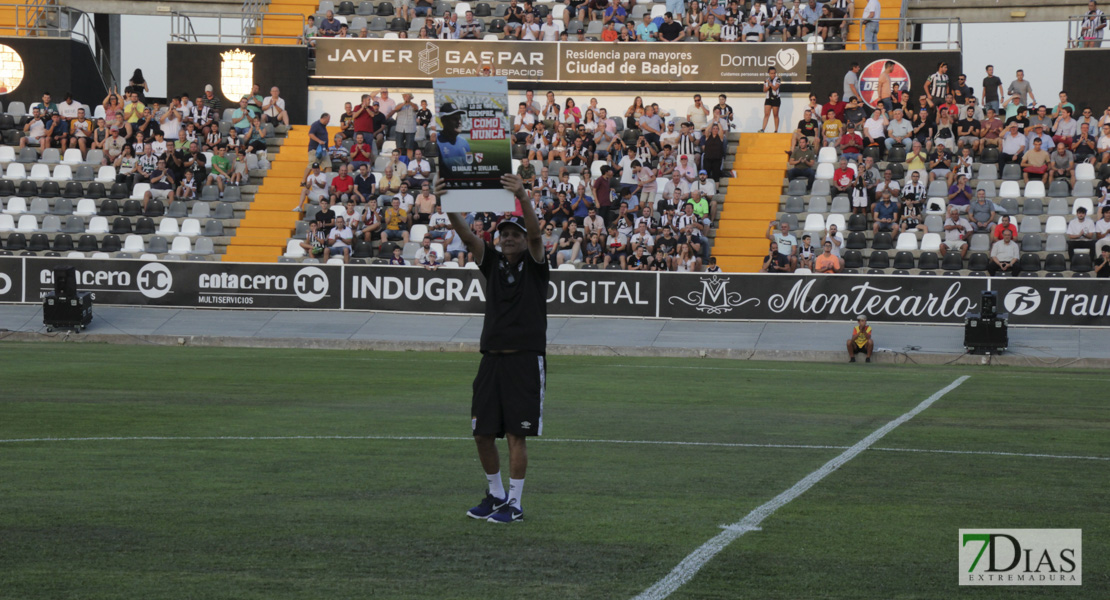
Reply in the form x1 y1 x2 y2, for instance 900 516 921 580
843 250 1091 273
0 213 227 236
1 197 235 220
1 232 214 255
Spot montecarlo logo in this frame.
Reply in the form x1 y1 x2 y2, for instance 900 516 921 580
768 279 975 318
669 275 758 315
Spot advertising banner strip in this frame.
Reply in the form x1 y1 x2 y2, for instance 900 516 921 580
315 39 808 85
5 258 1109 327
433 76 515 213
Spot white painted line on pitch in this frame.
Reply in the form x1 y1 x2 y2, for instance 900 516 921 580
0 430 1106 464
631 375 971 600
869 446 1110 461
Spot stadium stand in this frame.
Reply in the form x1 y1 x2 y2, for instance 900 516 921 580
0 85 297 261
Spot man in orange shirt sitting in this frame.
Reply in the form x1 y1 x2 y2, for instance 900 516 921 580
815 240 842 273
846 315 873 363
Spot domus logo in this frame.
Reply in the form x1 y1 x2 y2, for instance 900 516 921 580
1004 286 1041 316
858 59 910 108
774 48 800 71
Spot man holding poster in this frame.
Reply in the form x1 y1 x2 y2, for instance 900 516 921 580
435 77 516 213
441 173 548 524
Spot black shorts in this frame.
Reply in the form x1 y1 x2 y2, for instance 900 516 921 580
852 343 869 354
472 352 545 438
765 97 781 107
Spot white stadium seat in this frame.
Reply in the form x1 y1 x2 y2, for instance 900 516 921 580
920 233 942 251
168 236 192 255
157 217 180 236
284 239 306 258
15 214 37 232
61 149 83 165
74 199 97 216
123 234 145 253
87 216 109 234
895 232 918 250
1044 216 1067 234
27 163 51 181
1023 181 1045 199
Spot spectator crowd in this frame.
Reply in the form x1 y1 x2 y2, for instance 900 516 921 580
302 0 878 45
765 58 1110 275
298 88 732 270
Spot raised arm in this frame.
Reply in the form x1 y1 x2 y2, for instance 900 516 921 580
505 173 545 262
440 180 486 265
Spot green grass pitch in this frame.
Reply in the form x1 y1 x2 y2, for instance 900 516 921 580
0 342 1106 599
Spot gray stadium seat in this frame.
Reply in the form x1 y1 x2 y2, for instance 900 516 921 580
975 181 996 197
1045 233 1067 252
997 197 1019 216
147 235 168 254
203 219 224 237
1001 164 1022 181
1046 198 1069 215
1047 180 1070 198
830 196 850 214
1020 234 1041 252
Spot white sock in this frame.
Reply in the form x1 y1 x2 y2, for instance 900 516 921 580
508 478 525 509
486 471 505 499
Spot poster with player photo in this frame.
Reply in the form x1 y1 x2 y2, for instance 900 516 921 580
433 76 515 213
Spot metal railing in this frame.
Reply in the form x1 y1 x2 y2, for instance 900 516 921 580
1066 13 1107 48
241 0 269 41
835 16 961 51
170 9 305 44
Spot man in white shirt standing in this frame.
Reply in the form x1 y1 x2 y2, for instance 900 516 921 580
862 0 881 50
1066 206 1097 261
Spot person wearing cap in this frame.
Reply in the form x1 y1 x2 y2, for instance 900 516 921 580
200 84 221 117
999 121 1026 166
846 316 873 363
436 102 471 170
372 88 397 133
438 173 547 525
294 162 328 212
